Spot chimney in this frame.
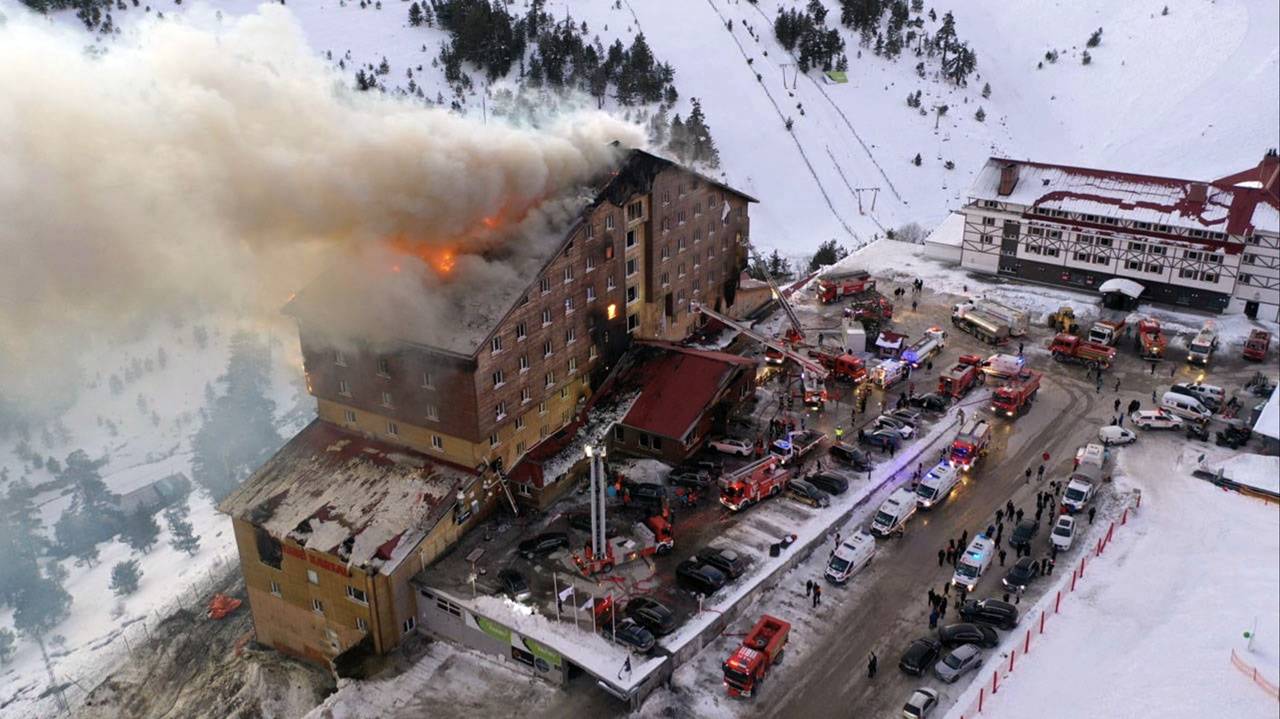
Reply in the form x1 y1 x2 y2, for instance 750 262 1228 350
1187 182 1208 204
1262 149 1279 199
997 162 1020 196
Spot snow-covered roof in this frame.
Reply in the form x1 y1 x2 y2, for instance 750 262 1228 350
969 157 1280 240
218 420 473 574
1254 385 1279 441
1098 277 1145 298
924 212 965 247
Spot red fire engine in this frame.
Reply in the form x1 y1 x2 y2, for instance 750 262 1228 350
950 419 992 471
1135 318 1167 360
1050 333 1117 369
991 370 1042 417
1243 329 1272 362
719 456 792 511
937 354 984 399
816 269 876 304
722 615 791 697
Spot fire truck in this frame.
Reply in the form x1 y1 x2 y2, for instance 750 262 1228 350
771 430 826 465
901 327 947 368
991 370 1042 417
1243 329 1271 362
937 355 984 399
1134 318 1167 360
1049 333 1117 370
816 269 876 304
847 295 894 323
810 349 867 383
719 456 793 511
949 419 992 471
573 515 674 575
722 615 791 697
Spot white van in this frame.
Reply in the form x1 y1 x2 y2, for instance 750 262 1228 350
1160 391 1211 423
982 353 1026 379
870 488 918 537
1062 478 1095 514
1074 443 1107 472
1172 382 1225 411
825 531 876 584
915 463 960 509
952 535 995 591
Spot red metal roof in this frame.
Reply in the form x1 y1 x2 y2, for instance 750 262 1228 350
621 344 755 441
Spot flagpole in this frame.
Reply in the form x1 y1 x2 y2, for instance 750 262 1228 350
553 572 561 622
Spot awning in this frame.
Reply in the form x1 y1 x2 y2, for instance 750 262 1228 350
1098 278 1145 299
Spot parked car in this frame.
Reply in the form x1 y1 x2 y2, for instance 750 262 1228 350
934 644 984 684
873 415 916 439
807 472 850 496
909 393 950 412
675 560 727 595
566 513 619 537
709 437 754 456
668 469 711 489
625 481 668 507
787 478 832 508
889 409 923 428
1097 425 1136 446
1171 382 1224 412
1186 422 1211 442
1050 515 1076 551
860 429 902 451
606 618 655 654
1132 409 1183 430
958 599 1019 630
898 637 943 676
1001 556 1038 592
1216 422 1253 449
1009 519 1038 550
518 532 569 559
830 442 874 471
696 546 750 579
624 596 676 636
497 569 532 602
901 687 940 719
937 623 999 649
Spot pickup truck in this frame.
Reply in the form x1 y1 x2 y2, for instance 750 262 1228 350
771 430 826 465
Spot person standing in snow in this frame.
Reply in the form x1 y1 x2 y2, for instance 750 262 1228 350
929 608 939 629
812 583 822 608
867 653 878 678
806 579 813 597
1088 507 1097 525
998 548 1007 566
938 548 946 566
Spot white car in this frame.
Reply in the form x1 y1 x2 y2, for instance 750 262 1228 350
874 415 915 439
902 687 940 718
1050 515 1076 551
1098 425 1136 446
709 437 753 456
1131 409 1184 430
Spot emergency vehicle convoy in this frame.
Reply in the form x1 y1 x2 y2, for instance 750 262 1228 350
991 370 1042 417
722 615 791 697
937 355 984 398
719 456 792 511
950 420 992 471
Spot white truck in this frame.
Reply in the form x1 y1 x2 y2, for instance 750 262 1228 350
951 303 1012 345
952 535 995 591
824 532 876 584
982 353 1026 379
869 487 918 537
901 327 947 368
1187 322 1219 366
955 299 1030 337
914 463 960 509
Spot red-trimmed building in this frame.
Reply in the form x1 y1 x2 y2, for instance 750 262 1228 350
958 152 1280 320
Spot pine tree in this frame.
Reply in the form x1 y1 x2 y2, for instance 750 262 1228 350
1087 27 1103 48
54 450 122 565
808 239 849 271
981 82 991 98
912 152 923 166
0 480 48 608
408 1 423 26
165 505 201 556
110 560 141 596
667 114 690 161
0 628 14 665
121 507 161 554
1081 50 1092 65
685 98 720 168
13 567 72 639
975 106 986 122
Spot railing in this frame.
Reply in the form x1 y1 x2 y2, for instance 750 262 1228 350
1230 648 1280 700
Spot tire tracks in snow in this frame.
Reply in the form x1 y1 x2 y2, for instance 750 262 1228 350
699 0 860 242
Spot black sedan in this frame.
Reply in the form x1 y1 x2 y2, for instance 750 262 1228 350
937 623 999 649
859 429 901 451
898 637 943 676
625 596 677 636
1009 519 1038 550
1001 556 1038 592
566 513 619 537
676 560 727 596
696 546 750 579
496 569 532 602
958 599 1019 630
807 472 850 496
518 532 569 559
910 393 951 412
830 442 874 471
606 618 655 654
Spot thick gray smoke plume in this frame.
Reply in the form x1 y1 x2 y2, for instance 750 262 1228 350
0 5 643 413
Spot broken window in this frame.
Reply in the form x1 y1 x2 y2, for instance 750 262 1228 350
255 528 283 570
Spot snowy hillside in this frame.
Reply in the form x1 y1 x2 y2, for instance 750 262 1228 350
8 0 1275 257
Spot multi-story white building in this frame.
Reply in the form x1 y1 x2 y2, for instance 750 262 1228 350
958 152 1280 321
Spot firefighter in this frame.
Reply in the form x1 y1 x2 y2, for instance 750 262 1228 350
834 425 845 441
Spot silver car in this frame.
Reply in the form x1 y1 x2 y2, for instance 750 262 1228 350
902 687 939 718
933 643 983 683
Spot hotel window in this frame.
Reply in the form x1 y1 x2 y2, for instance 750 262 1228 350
545 371 555 388
982 216 996 226
627 286 639 304
568 357 578 374
1093 255 1108 265
564 266 574 283
312 599 324 615
490 335 503 353
515 415 526 430
515 322 527 340
1202 272 1217 283
541 308 552 326
517 441 526 454
356 617 368 631
403 617 416 634
678 262 687 277
489 433 500 447
270 581 281 597
661 272 670 287
338 379 351 397
661 217 671 233
627 201 643 221
431 435 444 450
377 357 390 377
983 200 999 209
565 297 575 314
1179 268 1196 279
539 277 551 294
519 354 529 372
538 401 547 415
678 236 687 251
492 369 505 388
694 202 703 217
677 211 686 225
425 404 439 421
626 258 638 277
708 192 719 207
586 286 597 302
421 371 434 389
627 313 640 333
1244 253 1257 265
521 387 532 403
334 350 347 366
543 340 553 357
605 215 615 231
662 191 671 205
343 409 357 424
661 244 671 261
495 401 507 421
346 586 368 605
387 421 399 436
626 230 638 248
1146 264 1160 273
607 275 617 290
565 327 577 344
586 255 596 272
589 345 598 360
307 569 319 585
587 223 595 239
381 391 393 407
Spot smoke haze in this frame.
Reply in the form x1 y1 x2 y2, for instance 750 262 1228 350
0 4 643 413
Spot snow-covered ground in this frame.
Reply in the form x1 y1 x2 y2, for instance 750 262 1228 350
0 318 312 718
943 437 1280 719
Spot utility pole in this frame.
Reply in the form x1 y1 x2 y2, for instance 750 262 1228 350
852 187 881 214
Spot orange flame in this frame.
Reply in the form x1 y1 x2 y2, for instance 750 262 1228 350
386 235 458 275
